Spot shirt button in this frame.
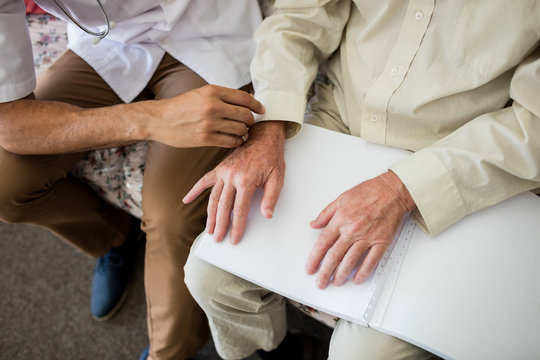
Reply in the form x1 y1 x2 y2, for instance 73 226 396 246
390 68 399 77
415 11 424 20
160 37 171 45
370 115 378 122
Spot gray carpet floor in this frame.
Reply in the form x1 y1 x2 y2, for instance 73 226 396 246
0 221 331 360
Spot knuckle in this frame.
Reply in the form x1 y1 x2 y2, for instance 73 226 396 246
197 130 212 143
222 137 241 149
209 191 220 203
232 207 249 219
317 236 335 250
362 257 377 271
264 195 279 204
238 91 250 105
325 249 342 263
217 198 233 210
231 137 244 148
235 175 253 188
344 257 357 269
201 102 219 116
201 118 216 132
241 108 254 124
202 84 219 96
249 95 257 107
346 221 365 236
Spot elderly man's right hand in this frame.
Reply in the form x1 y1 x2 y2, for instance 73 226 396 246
150 84 265 148
183 121 287 243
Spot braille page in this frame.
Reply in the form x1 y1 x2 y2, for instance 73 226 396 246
369 191 540 360
194 124 410 326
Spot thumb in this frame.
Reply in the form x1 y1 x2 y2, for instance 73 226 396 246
310 200 338 229
183 171 217 204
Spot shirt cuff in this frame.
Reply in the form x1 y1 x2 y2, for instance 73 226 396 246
0 75 35 103
254 90 305 138
390 150 468 236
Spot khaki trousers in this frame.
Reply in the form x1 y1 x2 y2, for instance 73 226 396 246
185 237 437 360
0 50 231 360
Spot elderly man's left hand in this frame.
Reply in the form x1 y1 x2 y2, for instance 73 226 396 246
305 171 416 289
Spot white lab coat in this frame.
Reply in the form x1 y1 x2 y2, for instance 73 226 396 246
0 0 262 102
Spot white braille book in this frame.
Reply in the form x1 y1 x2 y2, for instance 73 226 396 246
194 124 540 360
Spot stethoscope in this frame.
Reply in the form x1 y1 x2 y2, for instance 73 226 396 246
52 0 115 44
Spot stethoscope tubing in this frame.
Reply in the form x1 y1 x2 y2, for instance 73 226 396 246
52 0 111 40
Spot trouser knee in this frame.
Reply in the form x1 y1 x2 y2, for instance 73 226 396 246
0 149 87 225
328 320 435 360
0 175 39 223
184 243 224 308
185 239 287 319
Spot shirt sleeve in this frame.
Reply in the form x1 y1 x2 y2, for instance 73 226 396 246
390 47 540 236
250 0 350 138
0 0 36 103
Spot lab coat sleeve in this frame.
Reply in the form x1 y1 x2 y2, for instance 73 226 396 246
390 47 540 236
250 0 351 137
0 0 36 102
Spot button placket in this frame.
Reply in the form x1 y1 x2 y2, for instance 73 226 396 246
360 0 435 145
362 112 387 144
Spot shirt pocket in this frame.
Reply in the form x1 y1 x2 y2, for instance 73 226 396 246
451 1 540 79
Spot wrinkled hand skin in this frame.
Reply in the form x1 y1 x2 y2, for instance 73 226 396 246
183 121 287 243
305 171 416 289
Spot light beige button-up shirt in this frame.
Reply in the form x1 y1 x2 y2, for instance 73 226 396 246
251 0 540 235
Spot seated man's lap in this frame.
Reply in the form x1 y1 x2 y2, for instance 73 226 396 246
330 320 436 360
35 50 122 108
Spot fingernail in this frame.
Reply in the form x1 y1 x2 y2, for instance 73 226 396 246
264 208 273 218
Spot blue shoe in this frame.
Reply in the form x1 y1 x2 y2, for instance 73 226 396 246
139 346 149 360
90 219 141 321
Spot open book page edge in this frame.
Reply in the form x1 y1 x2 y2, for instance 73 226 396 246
194 231 371 327
367 215 417 325
370 191 540 360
